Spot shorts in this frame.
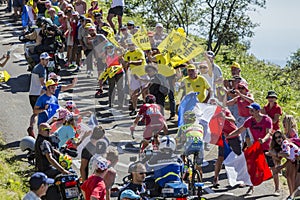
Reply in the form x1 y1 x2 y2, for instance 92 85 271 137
29 95 39 109
143 117 166 139
129 74 148 91
108 6 124 16
264 150 275 168
13 0 23 8
184 141 204 165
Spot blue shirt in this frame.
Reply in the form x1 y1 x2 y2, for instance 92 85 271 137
42 85 62 98
35 94 59 125
54 125 76 148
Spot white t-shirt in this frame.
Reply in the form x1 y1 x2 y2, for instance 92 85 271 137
111 0 124 7
29 63 46 96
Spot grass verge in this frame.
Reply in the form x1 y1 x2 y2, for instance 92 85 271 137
0 133 34 200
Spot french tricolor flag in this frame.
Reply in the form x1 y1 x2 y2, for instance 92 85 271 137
178 92 224 145
223 141 272 186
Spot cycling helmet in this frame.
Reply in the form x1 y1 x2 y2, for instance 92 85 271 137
20 136 35 152
184 110 196 124
159 136 176 152
94 12 102 18
36 16 45 27
145 94 156 104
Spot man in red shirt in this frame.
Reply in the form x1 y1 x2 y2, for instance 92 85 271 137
227 102 280 196
261 90 282 132
81 156 109 200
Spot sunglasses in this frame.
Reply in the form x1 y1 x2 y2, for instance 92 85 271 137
138 172 146 175
42 128 51 131
238 87 245 90
199 66 208 69
275 136 282 139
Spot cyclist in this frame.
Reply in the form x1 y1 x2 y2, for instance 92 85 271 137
130 94 168 152
175 110 204 178
146 136 183 196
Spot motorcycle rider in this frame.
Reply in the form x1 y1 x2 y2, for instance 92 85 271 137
35 122 70 178
118 162 147 200
145 136 183 196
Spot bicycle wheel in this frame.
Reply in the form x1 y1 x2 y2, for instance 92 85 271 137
191 169 203 197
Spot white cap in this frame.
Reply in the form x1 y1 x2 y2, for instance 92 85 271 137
156 23 163 28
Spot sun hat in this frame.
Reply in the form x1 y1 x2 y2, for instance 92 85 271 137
266 90 278 99
48 72 61 81
186 64 196 70
230 61 241 69
155 23 163 28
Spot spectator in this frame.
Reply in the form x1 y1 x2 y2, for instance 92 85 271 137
84 23 97 78
27 52 49 138
261 90 282 132
227 102 279 196
283 115 298 139
126 21 137 35
81 156 109 200
152 23 167 48
119 25 132 49
268 131 299 200
33 80 60 126
74 0 86 15
181 64 212 103
44 1 60 18
12 0 23 18
120 189 140 200
54 113 77 148
57 0 68 13
35 123 70 178
229 61 247 85
48 8 60 26
122 40 148 116
97 43 125 108
22 172 54 200
226 82 254 145
117 162 147 200
107 0 125 34
87 0 102 20
80 126 106 182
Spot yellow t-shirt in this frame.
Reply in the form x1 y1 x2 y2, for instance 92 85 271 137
124 49 146 76
155 54 176 77
182 75 210 103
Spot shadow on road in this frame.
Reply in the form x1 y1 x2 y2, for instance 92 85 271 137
1 73 30 93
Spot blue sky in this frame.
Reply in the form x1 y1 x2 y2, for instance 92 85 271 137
248 0 300 66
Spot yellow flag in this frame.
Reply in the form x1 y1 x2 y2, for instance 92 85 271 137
101 26 120 47
158 29 204 67
132 26 151 50
0 70 11 82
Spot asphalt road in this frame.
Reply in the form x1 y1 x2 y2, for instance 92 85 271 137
0 6 292 200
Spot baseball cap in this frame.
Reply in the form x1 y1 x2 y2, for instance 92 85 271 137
45 79 58 87
45 1 51 5
206 50 215 58
120 189 140 200
48 8 55 12
186 64 196 70
92 156 110 171
155 23 163 28
88 26 96 31
57 11 64 16
266 90 278 99
127 20 134 26
237 82 248 92
230 61 241 69
40 52 51 60
84 23 93 29
48 72 61 81
120 25 127 30
247 102 261 110
29 172 54 190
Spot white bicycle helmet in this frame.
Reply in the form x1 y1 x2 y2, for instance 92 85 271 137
19 136 35 152
159 136 176 152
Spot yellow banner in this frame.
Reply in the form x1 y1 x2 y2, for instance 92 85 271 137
0 70 11 82
158 29 204 67
132 25 151 50
101 26 120 48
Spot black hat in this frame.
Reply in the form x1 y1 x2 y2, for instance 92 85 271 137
266 90 278 99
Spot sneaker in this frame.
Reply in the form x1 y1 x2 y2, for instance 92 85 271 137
274 190 280 196
95 89 103 98
167 113 176 121
129 110 137 116
27 127 35 138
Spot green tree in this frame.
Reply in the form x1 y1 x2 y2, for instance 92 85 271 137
197 0 266 54
285 49 300 89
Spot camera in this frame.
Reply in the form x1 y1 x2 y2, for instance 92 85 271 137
230 89 236 94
